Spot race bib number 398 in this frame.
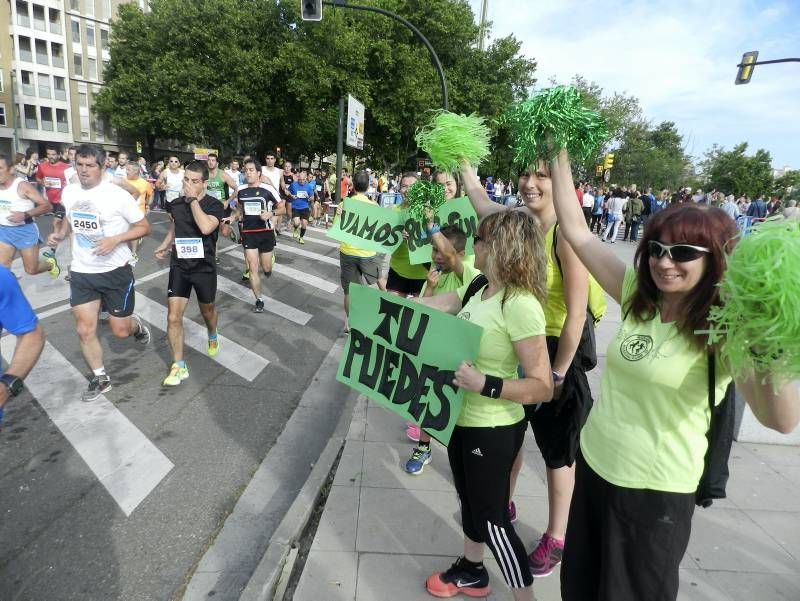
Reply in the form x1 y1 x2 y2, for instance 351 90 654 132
175 237 204 259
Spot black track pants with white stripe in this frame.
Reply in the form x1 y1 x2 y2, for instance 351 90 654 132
447 420 533 589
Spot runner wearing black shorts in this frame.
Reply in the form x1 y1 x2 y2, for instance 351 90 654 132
230 158 283 313
154 160 224 386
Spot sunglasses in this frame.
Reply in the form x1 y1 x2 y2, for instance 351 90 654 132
648 240 710 262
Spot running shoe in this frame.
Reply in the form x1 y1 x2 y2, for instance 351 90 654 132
405 423 421 442
426 557 491 598
207 335 220 357
131 314 151 344
292 227 300 239
82 374 112 402
298 238 305 245
404 445 432 475
46 256 60 279
99 310 109 321
228 230 238 243
43 247 57 259
254 299 265 313
508 500 518 524
241 269 251 281
528 533 565 578
162 363 189 386
272 252 277 264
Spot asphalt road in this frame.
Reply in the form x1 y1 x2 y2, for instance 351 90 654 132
0 212 347 601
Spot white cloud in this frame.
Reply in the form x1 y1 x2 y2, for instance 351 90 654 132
468 0 800 167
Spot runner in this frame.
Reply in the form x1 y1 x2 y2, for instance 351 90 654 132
229 158 283 313
124 161 153 263
115 151 130 178
35 143 69 244
156 156 184 206
280 160 295 232
312 168 328 225
260 151 282 198
46 144 152 402
419 211 553 601
154 161 224 386
204 153 237 250
403 221 479 475
287 170 315 244
0 264 46 428
0 153 59 278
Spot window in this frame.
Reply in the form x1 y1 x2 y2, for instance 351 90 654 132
88 57 97 80
24 104 38 129
38 73 51 98
0 69 4 93
86 24 95 48
70 0 79 10
79 91 88 107
100 28 109 50
35 39 49 65
41 106 54 131
49 8 61 34
32 4 46 31
85 0 94 17
102 0 111 19
21 70 35 96
0 104 6 127
16 1 30 27
54 76 67 100
93 118 105 141
51 42 64 68
73 53 83 76
18 37 33 62
56 108 69 133
71 19 80 43
80 113 90 139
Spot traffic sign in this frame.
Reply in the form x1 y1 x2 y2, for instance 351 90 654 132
603 169 611 183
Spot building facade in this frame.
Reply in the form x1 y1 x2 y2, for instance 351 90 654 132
1 0 145 158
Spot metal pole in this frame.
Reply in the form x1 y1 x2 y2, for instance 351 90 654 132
738 57 800 66
478 0 489 52
335 96 344 204
9 71 20 156
323 0 448 111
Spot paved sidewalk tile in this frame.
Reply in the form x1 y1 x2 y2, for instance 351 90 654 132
294 550 357 601
707 570 800 601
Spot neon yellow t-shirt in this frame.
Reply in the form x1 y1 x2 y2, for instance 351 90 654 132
337 194 377 258
390 239 430 280
420 255 479 297
455 285 546 427
542 224 568 336
580 266 732 493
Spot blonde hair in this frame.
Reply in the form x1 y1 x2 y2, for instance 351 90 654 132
479 211 547 305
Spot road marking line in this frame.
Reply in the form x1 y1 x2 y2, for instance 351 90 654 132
226 249 339 294
14 262 71 310
0 338 174 517
278 229 339 248
215 274 312 325
273 243 340 266
134 294 269 381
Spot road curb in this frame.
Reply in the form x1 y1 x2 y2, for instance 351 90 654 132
181 337 357 601
238 399 353 601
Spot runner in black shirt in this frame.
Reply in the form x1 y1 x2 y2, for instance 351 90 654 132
154 161 224 386
228 158 284 313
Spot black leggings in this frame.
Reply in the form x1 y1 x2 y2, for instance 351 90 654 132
447 421 533 589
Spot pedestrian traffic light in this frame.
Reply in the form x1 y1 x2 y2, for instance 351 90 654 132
603 153 615 170
300 0 322 21
735 51 759 85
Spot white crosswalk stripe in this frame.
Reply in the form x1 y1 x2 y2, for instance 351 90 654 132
0 338 174 517
278 229 339 248
134 294 270 382
271 243 340 266
214 275 312 325
225 249 339 293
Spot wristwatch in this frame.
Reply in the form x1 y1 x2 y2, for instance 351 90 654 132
0 374 24 397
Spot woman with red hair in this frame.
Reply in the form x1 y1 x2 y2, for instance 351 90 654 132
549 150 800 601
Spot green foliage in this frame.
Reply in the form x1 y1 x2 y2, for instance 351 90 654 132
612 121 690 190
700 143 774 198
96 0 536 168
773 171 800 200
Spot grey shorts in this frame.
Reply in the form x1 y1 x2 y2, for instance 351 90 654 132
339 252 379 294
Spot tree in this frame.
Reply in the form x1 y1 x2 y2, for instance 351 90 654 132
700 143 773 198
612 121 690 190
773 171 800 201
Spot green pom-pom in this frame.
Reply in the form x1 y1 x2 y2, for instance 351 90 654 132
406 180 446 223
705 219 800 381
415 111 491 172
502 86 609 166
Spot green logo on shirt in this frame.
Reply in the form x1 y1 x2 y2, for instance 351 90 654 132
620 334 653 361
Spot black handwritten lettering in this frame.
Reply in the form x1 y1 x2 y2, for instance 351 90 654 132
356 216 377 240
342 328 367 378
374 297 403 345
377 348 400 398
396 306 429 355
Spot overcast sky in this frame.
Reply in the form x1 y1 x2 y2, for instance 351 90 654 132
467 0 799 168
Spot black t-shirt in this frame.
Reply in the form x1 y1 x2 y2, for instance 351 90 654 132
238 185 280 232
166 195 224 272
281 173 294 200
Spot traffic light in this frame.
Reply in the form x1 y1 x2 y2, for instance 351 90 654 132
300 0 323 21
595 165 603 176
603 153 615 170
735 51 759 85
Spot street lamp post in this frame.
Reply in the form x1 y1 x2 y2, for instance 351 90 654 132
735 51 800 85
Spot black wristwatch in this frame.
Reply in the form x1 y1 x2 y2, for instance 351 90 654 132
0 374 24 397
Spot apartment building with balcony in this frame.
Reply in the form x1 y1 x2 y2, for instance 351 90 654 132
2 0 144 158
